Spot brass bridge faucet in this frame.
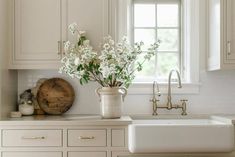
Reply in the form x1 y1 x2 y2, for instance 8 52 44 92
150 70 188 116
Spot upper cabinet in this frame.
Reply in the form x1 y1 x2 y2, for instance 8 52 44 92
207 0 235 70
67 0 108 50
10 0 66 69
226 0 235 61
10 0 108 69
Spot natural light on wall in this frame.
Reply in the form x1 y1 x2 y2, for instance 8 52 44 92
132 0 181 83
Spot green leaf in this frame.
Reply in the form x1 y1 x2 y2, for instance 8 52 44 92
78 36 87 46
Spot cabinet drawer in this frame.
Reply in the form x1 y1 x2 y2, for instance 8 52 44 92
2 152 62 157
2 130 62 147
68 152 106 157
111 129 125 147
68 129 106 147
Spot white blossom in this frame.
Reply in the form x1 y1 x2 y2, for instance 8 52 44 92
74 57 80 66
79 31 86 36
68 22 78 35
60 22 159 88
64 41 71 53
103 43 110 50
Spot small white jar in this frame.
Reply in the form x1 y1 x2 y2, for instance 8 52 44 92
19 103 34 116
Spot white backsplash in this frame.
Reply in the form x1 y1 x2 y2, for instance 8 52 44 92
18 70 235 115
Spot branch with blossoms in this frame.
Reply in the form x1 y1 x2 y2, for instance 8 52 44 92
59 23 160 88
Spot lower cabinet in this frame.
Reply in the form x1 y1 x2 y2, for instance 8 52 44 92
2 129 62 147
0 126 129 157
68 152 107 157
2 152 62 157
112 151 130 157
68 129 107 147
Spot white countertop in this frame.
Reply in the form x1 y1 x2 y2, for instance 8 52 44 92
1 114 235 126
212 114 235 124
0 114 132 126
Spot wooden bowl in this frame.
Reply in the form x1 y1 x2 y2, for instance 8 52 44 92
37 78 75 115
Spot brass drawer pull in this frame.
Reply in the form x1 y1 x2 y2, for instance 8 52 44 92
21 136 46 140
78 136 95 140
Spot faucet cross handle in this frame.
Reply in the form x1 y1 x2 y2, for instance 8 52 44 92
151 81 161 116
180 99 188 116
152 99 159 116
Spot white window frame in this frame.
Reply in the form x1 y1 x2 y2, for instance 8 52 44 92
109 0 200 94
131 0 182 83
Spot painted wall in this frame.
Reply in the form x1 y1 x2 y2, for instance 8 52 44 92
0 0 17 118
17 0 235 115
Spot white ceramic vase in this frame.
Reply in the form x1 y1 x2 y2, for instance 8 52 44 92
96 87 127 119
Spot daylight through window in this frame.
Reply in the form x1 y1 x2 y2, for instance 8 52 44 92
133 0 182 82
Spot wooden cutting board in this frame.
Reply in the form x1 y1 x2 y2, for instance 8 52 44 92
37 78 75 115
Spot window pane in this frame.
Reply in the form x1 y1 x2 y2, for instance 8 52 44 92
157 4 179 27
135 53 155 77
156 53 179 79
134 4 156 27
158 29 179 51
134 29 155 50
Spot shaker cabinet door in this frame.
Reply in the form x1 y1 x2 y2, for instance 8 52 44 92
67 0 108 49
207 0 235 70
2 152 62 157
12 0 65 69
68 152 106 157
226 0 235 62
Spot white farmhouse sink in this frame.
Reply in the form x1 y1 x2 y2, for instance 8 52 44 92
128 115 234 153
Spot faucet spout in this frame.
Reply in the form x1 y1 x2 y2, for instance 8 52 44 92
167 69 182 109
153 81 161 98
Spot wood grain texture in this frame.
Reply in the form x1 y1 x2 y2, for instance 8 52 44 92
37 78 75 115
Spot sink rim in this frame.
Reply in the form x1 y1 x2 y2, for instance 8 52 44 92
130 114 211 120
129 114 233 125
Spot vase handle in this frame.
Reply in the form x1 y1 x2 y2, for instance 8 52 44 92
119 87 127 101
95 87 102 102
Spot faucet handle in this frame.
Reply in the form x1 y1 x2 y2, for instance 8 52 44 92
151 98 159 116
150 98 159 102
180 99 188 116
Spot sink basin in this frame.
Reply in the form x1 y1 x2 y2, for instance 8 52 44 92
128 115 234 153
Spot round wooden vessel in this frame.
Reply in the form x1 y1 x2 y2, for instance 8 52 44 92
37 78 75 115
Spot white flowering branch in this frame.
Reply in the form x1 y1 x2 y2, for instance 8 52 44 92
59 23 160 88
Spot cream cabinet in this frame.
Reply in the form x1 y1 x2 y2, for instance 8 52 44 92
67 0 108 50
10 0 67 69
111 151 130 157
68 152 107 157
68 129 107 147
225 0 235 62
207 0 235 70
0 124 129 157
10 0 108 69
2 152 62 157
2 129 62 147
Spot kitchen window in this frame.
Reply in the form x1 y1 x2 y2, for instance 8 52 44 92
132 0 182 83
115 0 200 94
